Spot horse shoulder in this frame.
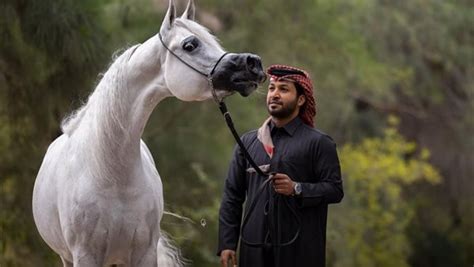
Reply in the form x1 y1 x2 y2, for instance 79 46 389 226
140 139 156 166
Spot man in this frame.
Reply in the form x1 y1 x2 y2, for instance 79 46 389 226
217 64 344 267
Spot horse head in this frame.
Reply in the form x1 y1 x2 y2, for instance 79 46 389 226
158 0 266 101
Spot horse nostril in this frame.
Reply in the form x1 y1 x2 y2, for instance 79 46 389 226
246 56 256 70
246 55 263 76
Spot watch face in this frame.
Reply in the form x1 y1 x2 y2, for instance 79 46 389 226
295 183 302 194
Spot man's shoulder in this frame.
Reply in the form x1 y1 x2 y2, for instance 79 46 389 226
240 129 258 142
299 124 336 144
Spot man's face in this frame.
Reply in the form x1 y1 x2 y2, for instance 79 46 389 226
266 79 304 119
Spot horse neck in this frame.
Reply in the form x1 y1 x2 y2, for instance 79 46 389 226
73 40 169 183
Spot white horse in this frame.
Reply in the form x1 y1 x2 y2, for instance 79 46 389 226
32 0 265 266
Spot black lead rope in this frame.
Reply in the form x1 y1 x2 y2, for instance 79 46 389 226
218 102 267 178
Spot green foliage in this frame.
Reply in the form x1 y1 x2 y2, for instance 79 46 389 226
0 0 108 265
328 117 441 267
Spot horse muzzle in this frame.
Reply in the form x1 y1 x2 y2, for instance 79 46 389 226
211 53 266 97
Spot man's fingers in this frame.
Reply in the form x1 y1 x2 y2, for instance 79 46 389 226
231 252 237 267
273 179 290 186
274 186 290 195
221 250 236 267
271 173 293 195
272 173 286 179
273 179 283 185
220 254 228 267
272 174 290 182
272 176 288 184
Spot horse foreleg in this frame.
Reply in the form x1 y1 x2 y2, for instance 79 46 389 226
60 256 73 267
132 247 158 267
72 257 103 267
71 250 105 267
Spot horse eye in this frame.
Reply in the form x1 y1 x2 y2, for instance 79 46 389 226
182 36 200 52
183 42 196 52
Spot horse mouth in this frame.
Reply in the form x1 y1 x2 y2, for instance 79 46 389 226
233 79 259 87
240 82 259 96
227 80 260 97
213 78 262 97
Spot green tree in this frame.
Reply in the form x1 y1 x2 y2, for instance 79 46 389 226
0 0 107 265
328 117 441 267
351 1 474 265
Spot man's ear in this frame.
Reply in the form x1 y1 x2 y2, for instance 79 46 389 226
298 95 306 107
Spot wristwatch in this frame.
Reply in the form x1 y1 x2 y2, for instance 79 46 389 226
293 182 302 196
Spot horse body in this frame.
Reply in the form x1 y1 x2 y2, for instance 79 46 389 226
32 1 265 266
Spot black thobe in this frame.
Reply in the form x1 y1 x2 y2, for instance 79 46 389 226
218 117 344 267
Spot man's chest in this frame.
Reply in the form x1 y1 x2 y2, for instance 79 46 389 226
247 135 315 182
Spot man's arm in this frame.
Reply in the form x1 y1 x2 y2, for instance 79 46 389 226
298 134 344 207
217 144 247 256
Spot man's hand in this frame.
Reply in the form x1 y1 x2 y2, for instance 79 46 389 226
220 249 237 267
271 173 296 196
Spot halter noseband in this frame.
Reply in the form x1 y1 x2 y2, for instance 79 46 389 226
158 32 228 103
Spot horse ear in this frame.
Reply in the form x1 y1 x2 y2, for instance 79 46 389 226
181 0 195 21
160 0 176 32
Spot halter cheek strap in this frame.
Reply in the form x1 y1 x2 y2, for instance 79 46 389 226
158 32 228 103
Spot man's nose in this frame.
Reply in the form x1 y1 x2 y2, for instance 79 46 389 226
269 90 280 98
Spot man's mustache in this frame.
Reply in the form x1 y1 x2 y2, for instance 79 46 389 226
268 99 283 105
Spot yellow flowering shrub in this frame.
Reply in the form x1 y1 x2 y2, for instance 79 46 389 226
327 117 441 267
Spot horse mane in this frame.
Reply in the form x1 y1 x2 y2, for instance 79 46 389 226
61 45 139 135
59 45 144 184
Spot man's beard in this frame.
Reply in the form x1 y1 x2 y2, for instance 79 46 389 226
267 98 298 119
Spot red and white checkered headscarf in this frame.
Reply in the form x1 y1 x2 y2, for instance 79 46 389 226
266 64 316 127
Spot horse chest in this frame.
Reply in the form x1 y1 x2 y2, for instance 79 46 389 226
62 189 160 249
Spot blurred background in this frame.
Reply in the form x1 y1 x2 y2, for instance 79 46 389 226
1 0 473 266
